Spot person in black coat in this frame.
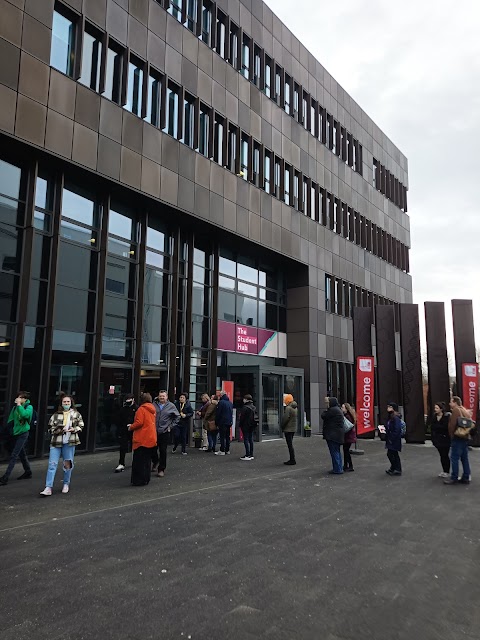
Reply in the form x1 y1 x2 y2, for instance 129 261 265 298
321 397 345 474
238 394 257 460
115 394 137 473
215 391 234 455
430 401 451 478
385 402 403 476
173 393 194 454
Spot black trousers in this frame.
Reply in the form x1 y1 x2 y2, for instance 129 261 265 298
152 432 169 471
343 443 353 469
285 432 295 462
387 449 402 473
118 427 132 466
131 447 155 486
173 425 188 453
435 445 450 473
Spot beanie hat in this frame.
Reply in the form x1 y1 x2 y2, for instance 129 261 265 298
284 394 294 405
388 402 399 411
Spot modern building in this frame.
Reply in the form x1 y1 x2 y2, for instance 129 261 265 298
0 0 411 455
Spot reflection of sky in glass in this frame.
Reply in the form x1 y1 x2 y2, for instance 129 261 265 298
0 159 21 200
50 12 74 75
109 210 132 240
62 188 94 227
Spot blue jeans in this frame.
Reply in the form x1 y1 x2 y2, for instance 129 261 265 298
4 432 31 479
45 445 76 487
450 438 471 481
207 430 218 451
327 440 343 474
242 429 254 457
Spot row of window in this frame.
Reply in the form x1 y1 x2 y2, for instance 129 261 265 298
325 274 399 325
49 4 409 273
373 159 407 212
326 361 354 406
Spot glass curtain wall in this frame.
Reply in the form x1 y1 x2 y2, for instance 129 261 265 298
189 245 212 405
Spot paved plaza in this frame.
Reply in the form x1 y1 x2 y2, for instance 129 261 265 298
1 437 479 640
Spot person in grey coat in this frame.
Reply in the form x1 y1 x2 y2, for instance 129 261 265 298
321 397 345 475
152 390 180 477
281 394 298 465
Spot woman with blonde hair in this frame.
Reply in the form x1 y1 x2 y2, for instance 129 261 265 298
341 402 357 472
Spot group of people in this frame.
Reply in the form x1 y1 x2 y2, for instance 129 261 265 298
0 388 476 494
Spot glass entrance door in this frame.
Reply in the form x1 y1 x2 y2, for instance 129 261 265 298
262 373 282 438
96 366 133 447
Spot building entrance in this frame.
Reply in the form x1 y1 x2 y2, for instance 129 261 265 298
228 366 304 441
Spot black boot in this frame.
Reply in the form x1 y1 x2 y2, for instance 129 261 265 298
17 471 33 480
284 460 296 465
0 476 8 486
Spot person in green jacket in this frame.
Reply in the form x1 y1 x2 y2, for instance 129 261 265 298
0 391 33 486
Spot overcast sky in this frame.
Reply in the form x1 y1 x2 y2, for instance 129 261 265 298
268 0 480 358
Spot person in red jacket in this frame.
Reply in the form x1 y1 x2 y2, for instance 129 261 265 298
128 393 157 486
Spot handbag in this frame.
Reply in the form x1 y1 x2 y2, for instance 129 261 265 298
343 417 354 433
454 416 475 439
207 419 217 432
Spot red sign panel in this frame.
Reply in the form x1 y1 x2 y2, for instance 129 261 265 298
462 363 479 422
356 356 375 435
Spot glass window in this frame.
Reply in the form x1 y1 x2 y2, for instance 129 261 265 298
51 9 76 77
236 295 257 326
254 45 261 86
164 84 179 138
168 0 182 21
237 282 257 297
60 219 97 246
104 42 124 104
253 142 260 187
201 1 212 45
293 83 299 118
57 241 97 290
229 23 238 68
219 255 236 277
310 101 316 136
184 0 197 31
218 290 235 322
219 275 235 290
237 261 257 283
35 175 53 212
125 57 144 116
216 11 227 58
79 27 102 92
62 185 96 227
302 95 308 129
109 209 133 240
0 159 21 201
105 256 135 299
214 114 224 165
147 223 166 253
183 94 195 148
275 65 282 104
241 35 250 79
240 135 249 180
144 268 169 306
311 183 317 221
193 247 206 267
274 158 281 198
54 286 94 332
284 165 290 205
227 124 237 172
264 151 271 193
145 69 162 127
264 56 271 98
199 104 209 157
0 223 21 273
143 304 164 342
284 75 291 114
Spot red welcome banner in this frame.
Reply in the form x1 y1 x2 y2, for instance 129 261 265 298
356 356 375 435
462 363 479 422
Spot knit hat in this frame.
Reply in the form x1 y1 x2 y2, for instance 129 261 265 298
284 394 294 405
388 402 399 411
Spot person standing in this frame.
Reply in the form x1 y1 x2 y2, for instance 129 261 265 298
281 394 298 465
341 402 357 472
114 394 137 473
238 394 257 460
173 393 194 455
430 401 451 478
322 397 345 474
152 390 180 477
215 390 233 456
128 393 157 486
385 402 402 476
444 396 473 485
40 396 84 496
0 392 34 486
197 393 218 452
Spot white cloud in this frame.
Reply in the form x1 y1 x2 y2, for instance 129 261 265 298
268 0 480 352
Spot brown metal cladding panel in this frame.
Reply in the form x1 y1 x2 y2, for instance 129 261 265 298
425 301 450 418
353 307 373 360
375 305 398 425
399 304 425 443
452 299 477 394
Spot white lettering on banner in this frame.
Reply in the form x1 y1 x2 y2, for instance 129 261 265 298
361 375 372 428
468 381 476 408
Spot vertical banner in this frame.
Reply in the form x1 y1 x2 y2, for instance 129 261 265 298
462 364 479 422
356 356 375 435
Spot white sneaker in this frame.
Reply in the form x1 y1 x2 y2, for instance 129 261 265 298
240 456 250 460
225 451 231 455
215 451 226 456
438 472 449 478
181 452 188 456
115 464 125 473
200 447 208 451
62 484 69 494
40 487 52 496
249 456 254 460
171 448 177 454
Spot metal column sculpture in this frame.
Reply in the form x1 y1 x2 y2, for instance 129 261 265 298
424 302 450 419
375 305 398 427
399 304 425 443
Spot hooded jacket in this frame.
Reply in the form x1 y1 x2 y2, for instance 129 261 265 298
130 403 157 449
281 401 298 433
8 400 33 437
215 394 234 428
154 399 180 434
321 398 345 444
385 411 403 451
238 400 257 432
117 400 137 434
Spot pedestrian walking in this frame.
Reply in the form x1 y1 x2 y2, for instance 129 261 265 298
215 390 233 456
0 392 34 486
385 402 402 476
322 397 345 474
114 393 137 473
341 402 357 472
430 401 451 478
152 390 180 477
197 393 218 452
238 394 257 460
444 396 474 485
128 393 157 486
40 396 84 496
173 393 194 455
282 394 298 465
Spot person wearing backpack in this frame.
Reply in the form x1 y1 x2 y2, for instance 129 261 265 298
238 394 257 460
385 402 403 476
0 391 34 486
444 396 473 485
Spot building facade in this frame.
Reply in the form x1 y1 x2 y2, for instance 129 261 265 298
0 0 411 455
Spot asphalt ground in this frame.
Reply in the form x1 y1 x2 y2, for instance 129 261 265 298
1 436 479 640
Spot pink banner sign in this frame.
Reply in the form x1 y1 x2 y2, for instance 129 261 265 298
217 321 286 358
